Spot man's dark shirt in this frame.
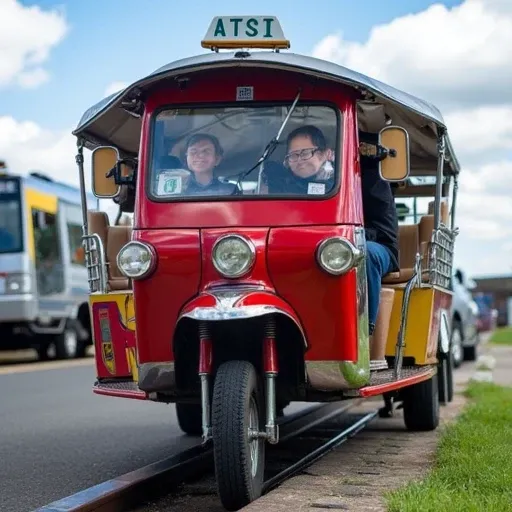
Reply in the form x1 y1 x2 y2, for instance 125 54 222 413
359 131 399 272
361 161 399 272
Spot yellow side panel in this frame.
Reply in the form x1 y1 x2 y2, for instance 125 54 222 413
385 287 436 365
24 187 58 261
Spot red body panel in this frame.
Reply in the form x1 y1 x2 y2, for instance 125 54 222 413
132 229 201 363
92 302 132 379
267 225 358 362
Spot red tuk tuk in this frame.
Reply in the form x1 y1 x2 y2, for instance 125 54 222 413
73 16 460 511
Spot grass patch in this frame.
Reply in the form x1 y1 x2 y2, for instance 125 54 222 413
489 327 512 346
386 381 512 512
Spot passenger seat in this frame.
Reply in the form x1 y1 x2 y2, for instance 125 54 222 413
87 211 132 291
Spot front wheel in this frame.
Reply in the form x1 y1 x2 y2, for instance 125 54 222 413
403 373 440 431
212 360 265 511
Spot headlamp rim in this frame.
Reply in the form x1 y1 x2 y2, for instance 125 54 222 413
211 234 256 279
116 240 157 280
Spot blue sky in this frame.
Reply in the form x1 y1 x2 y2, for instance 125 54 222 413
3 0 462 131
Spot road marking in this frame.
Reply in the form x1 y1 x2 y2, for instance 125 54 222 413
0 358 94 376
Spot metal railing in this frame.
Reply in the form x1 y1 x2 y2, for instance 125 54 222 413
82 233 108 294
427 224 458 289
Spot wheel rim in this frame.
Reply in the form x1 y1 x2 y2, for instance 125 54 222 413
248 396 260 478
451 329 462 364
64 329 78 356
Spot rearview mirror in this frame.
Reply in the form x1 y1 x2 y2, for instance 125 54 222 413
91 146 120 198
378 126 410 182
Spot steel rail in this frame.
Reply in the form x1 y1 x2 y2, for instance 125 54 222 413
263 409 379 493
33 400 367 512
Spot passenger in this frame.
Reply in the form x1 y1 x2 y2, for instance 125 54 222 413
183 133 234 195
280 125 335 195
276 125 399 337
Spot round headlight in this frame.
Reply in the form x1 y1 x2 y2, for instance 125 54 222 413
317 237 361 275
117 241 156 279
212 235 255 278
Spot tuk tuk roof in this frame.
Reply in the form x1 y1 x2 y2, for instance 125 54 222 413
73 51 461 176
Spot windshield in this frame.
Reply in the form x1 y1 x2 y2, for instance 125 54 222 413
148 104 340 200
0 179 23 254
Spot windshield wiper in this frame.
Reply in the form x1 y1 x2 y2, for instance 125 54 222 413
231 90 302 195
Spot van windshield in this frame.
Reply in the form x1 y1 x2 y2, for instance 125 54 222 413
0 179 23 254
148 104 340 200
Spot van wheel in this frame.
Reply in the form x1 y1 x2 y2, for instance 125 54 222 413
403 373 440 431
54 322 78 360
438 351 454 404
463 344 477 362
176 403 202 436
212 360 265 511
451 320 464 368
35 339 51 361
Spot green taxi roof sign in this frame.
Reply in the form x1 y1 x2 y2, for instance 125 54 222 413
201 16 290 51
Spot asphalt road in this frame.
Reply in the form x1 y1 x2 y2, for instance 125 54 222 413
0 356 313 512
0 359 201 512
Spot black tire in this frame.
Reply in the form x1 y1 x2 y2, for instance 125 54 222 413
451 319 464 368
176 403 202 436
212 360 265 511
438 351 454 404
463 344 477 362
35 339 51 361
403 373 440 431
54 322 79 360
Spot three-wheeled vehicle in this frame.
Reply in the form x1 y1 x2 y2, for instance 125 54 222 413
72 16 460 511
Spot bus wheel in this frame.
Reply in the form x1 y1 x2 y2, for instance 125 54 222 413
176 403 202 436
403 373 440 431
212 360 265 511
54 322 78 359
438 350 454 404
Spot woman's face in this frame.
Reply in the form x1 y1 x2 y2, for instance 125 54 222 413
186 139 221 176
286 135 329 179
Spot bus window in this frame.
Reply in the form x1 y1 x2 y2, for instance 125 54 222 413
32 209 64 296
0 179 23 254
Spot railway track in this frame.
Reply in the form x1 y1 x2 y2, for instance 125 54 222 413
34 400 378 512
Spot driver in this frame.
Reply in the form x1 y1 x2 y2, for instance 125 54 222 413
274 125 399 337
183 133 234 195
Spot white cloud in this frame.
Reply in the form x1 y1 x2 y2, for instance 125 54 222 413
445 106 512 161
312 0 512 110
104 81 129 98
0 0 69 89
0 115 121 222
313 0 512 277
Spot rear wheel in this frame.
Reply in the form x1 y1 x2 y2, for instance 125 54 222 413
212 360 265 511
403 373 440 431
176 403 202 436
